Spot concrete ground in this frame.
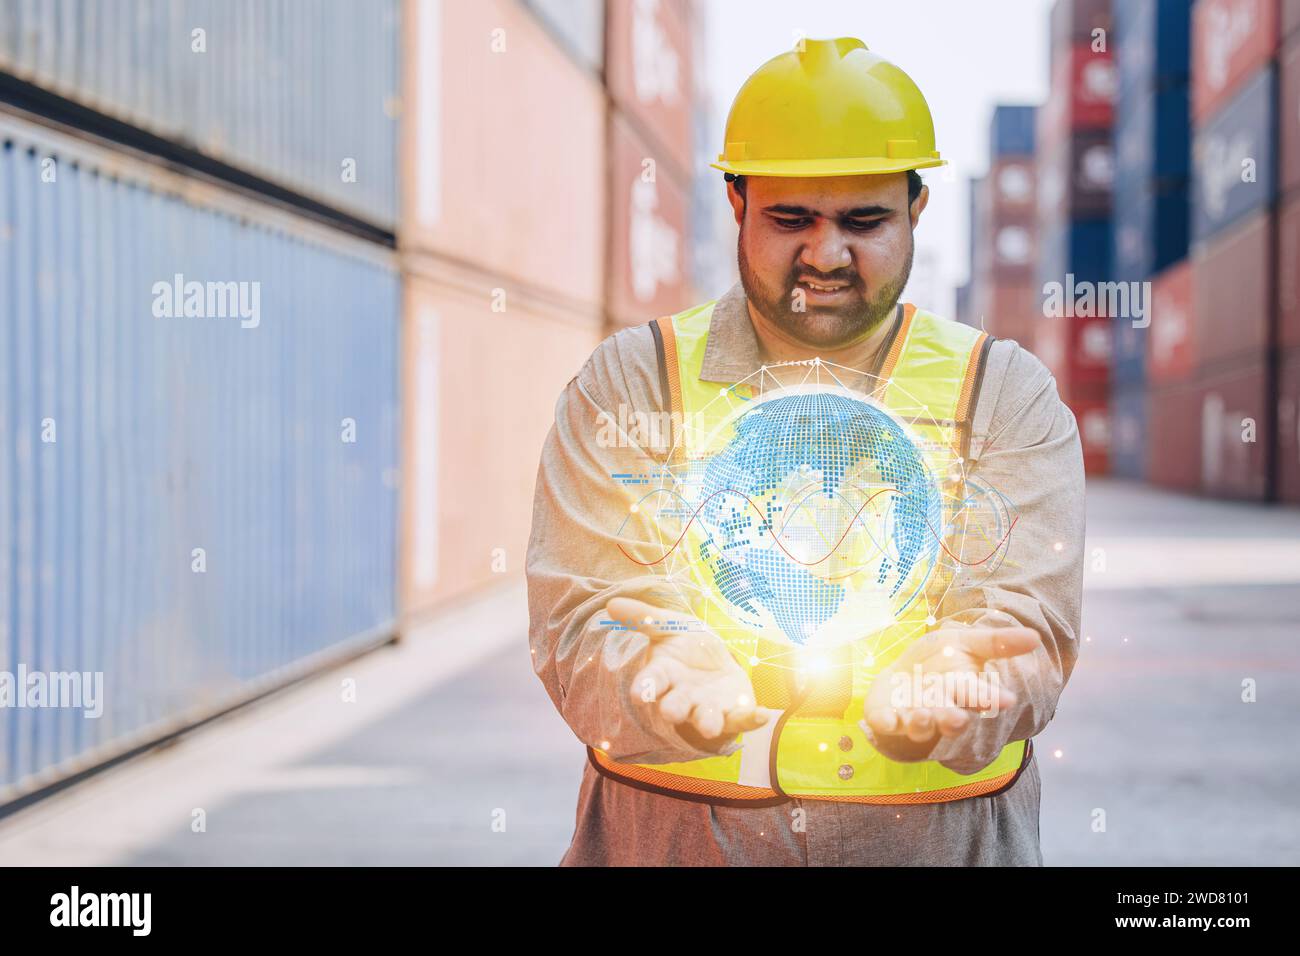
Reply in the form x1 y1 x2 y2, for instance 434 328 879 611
0 480 1297 866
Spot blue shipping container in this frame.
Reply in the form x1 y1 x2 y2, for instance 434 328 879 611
1112 312 1148 387
1113 174 1189 279
990 105 1037 158
1037 217 1113 287
0 0 400 230
1110 387 1149 479
1192 66 1277 243
0 114 399 804
1116 0 1192 98
1115 83 1190 183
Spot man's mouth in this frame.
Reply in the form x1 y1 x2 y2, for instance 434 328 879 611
796 278 853 299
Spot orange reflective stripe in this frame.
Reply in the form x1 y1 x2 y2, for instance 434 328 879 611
873 303 915 399
654 315 684 460
955 329 988 424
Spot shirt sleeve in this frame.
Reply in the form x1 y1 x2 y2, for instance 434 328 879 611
525 326 740 765
868 340 1086 773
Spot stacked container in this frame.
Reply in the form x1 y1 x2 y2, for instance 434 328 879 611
1036 0 1118 474
1276 4 1300 502
1113 0 1193 480
397 0 609 616
605 0 698 329
1187 0 1280 500
1 2 400 805
970 107 1040 348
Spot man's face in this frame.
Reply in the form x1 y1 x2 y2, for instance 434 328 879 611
729 173 926 349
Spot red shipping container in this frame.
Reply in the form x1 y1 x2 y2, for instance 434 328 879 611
1196 356 1272 500
973 281 1039 345
606 0 695 181
1192 208 1273 371
1040 44 1118 146
1281 35 1300 198
1277 193 1300 348
1192 0 1280 123
1287 0 1300 38
1148 258 1197 383
1147 381 1203 492
1277 346 1300 502
1034 313 1113 400
987 157 1038 220
1051 0 1114 48
1068 396 1111 476
1037 129 1114 220
607 110 693 328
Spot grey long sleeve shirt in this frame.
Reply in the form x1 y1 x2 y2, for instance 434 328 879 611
525 281 1085 866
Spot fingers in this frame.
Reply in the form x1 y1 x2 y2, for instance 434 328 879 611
605 597 691 642
953 626 1041 660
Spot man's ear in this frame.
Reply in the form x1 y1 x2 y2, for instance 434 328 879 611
910 183 929 228
726 180 745 226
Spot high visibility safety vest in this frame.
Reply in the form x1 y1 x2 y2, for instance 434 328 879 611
589 300 1032 806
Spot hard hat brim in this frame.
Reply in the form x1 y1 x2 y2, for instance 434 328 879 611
710 156 946 177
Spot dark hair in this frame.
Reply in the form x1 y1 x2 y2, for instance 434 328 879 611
726 169 924 205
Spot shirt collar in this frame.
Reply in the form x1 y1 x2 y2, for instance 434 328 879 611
699 281 765 384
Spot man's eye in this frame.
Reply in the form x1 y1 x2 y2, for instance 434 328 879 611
774 217 812 229
846 219 884 232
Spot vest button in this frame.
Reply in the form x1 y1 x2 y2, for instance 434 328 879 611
838 735 853 752
838 764 854 780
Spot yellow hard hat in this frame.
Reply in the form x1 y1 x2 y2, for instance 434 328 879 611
711 37 945 178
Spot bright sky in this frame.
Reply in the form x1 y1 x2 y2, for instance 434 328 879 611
701 0 1053 317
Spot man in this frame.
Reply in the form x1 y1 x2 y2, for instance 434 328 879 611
526 37 1083 866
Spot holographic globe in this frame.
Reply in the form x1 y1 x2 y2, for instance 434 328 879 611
690 387 942 648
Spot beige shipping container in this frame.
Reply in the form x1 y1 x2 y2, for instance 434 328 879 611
399 272 600 619
605 0 696 181
607 109 695 328
400 0 606 309
398 0 607 619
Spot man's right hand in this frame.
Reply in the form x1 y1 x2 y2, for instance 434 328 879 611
604 596 770 750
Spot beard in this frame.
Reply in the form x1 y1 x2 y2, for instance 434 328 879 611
737 230 913 350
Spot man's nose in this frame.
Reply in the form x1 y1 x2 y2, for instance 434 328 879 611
798 220 852 275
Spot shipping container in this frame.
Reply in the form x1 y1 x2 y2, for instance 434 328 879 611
1113 176 1190 279
1069 395 1112 475
606 0 695 183
1191 0 1280 122
399 0 606 312
1196 355 1272 499
1116 0 1193 97
1040 43 1118 146
990 104 1037 157
0 112 399 804
973 281 1039 345
1039 129 1114 220
607 108 693 328
1111 386 1149 478
1192 207 1273 369
398 270 599 616
1038 218 1113 286
1288 0 1300 37
987 157 1038 219
1279 34 1300 198
1147 379 1202 490
0 0 400 229
1034 314 1114 399
1277 345 1300 502
1112 309 1148 387
1192 65 1277 241
1278 191 1300 347
1115 83 1191 184
520 0 606 73
1051 0 1115 50
1147 258 1197 382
